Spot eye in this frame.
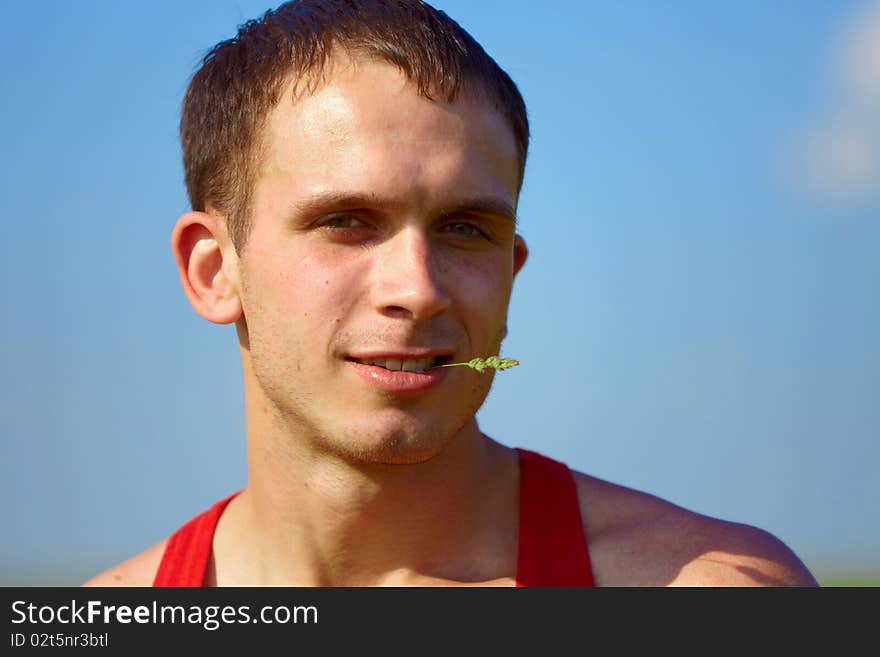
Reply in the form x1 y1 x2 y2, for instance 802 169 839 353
314 213 378 246
321 214 369 230
442 222 487 238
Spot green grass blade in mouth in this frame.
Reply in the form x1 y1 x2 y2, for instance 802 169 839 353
432 356 520 373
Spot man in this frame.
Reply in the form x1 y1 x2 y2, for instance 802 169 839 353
86 0 817 587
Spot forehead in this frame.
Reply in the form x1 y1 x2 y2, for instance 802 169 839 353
254 55 520 208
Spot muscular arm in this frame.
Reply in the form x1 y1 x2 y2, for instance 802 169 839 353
81 539 167 587
573 472 818 587
658 518 818 587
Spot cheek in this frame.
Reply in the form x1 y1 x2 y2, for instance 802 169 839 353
446 253 513 335
263 251 367 346
450 250 512 300
303 249 369 308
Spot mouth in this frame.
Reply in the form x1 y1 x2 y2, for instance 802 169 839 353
344 354 454 373
344 353 455 395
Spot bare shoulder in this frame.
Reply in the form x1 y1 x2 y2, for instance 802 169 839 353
81 539 168 587
571 470 818 587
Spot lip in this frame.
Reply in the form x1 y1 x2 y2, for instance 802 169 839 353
347 350 455 361
345 359 450 395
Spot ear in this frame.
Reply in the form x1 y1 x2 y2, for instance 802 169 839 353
170 211 243 324
499 233 530 342
512 233 529 277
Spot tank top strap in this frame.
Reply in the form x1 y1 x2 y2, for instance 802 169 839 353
153 491 240 587
515 448 595 587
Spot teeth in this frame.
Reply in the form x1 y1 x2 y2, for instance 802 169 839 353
365 357 435 372
401 359 423 372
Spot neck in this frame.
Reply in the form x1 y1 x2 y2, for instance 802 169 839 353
213 360 520 586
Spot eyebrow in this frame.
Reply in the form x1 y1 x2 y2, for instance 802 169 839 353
289 191 518 225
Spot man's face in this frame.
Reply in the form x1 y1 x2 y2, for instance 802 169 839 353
235 56 527 465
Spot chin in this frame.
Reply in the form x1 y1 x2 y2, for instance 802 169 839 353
356 429 449 466
325 415 461 467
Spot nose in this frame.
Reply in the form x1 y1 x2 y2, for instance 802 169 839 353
369 226 451 321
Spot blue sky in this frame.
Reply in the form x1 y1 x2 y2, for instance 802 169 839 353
2 0 878 584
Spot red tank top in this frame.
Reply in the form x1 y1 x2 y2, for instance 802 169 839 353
153 448 595 586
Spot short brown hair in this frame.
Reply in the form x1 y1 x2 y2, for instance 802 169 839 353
180 0 529 253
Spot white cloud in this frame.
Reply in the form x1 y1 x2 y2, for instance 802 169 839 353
842 1 880 100
800 0 880 201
